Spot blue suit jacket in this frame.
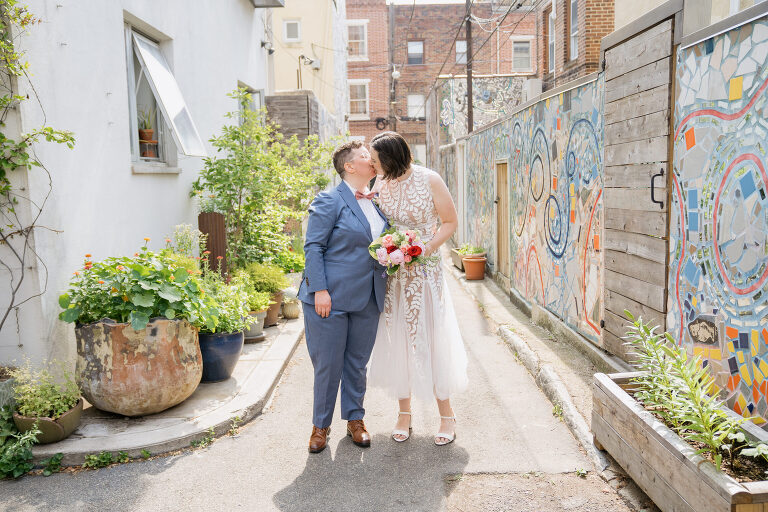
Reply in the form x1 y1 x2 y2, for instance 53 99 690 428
298 182 388 312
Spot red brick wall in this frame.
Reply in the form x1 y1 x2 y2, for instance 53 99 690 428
347 0 390 142
537 0 614 91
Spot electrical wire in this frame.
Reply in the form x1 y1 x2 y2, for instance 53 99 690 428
426 0 477 96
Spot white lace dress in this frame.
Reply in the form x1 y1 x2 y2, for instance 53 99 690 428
368 165 468 401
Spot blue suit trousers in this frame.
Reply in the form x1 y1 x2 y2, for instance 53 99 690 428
303 290 380 429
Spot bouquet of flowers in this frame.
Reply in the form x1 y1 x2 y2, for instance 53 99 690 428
369 226 438 275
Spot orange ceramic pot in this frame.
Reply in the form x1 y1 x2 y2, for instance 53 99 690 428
463 256 487 280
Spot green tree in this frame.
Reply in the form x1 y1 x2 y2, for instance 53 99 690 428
191 89 333 268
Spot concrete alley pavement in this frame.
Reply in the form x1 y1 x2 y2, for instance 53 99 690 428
2 271 632 512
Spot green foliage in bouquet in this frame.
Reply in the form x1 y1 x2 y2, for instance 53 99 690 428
58 241 219 332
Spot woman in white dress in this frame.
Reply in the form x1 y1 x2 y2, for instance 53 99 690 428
367 131 468 446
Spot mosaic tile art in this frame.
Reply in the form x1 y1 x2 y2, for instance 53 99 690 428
670 16 768 424
436 76 525 144
462 77 604 344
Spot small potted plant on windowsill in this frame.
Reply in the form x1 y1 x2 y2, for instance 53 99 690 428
9 361 82 444
198 272 254 382
244 262 289 328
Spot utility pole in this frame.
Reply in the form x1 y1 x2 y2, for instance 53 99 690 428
465 0 473 133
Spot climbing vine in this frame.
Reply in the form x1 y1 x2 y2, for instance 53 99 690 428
0 1 75 334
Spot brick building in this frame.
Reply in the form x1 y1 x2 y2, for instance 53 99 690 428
537 0 615 91
346 0 390 143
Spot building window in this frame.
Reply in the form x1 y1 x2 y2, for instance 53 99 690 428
237 82 263 123
284 20 301 43
125 27 206 164
407 94 425 119
407 40 424 65
511 40 531 72
347 20 368 60
547 10 555 73
455 40 467 64
569 0 578 60
348 80 370 120
412 144 427 165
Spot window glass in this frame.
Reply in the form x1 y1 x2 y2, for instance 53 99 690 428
349 83 368 115
570 0 578 60
512 41 530 70
348 24 367 58
455 40 467 64
407 94 425 118
284 21 300 42
132 33 206 157
548 12 555 72
407 41 424 65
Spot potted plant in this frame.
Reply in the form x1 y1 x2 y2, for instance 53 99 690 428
282 287 300 320
58 242 218 416
9 361 82 444
272 248 305 287
453 243 486 272
198 272 254 382
244 288 273 343
461 245 487 280
244 262 289 328
137 105 155 142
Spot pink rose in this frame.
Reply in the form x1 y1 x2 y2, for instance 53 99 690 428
376 247 389 265
382 234 394 248
400 244 409 253
403 254 413 263
389 249 405 265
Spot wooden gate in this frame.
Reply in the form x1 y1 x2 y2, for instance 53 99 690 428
496 162 510 279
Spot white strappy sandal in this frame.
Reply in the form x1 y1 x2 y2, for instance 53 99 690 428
434 416 456 446
392 411 412 442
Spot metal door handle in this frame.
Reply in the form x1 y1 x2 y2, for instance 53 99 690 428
651 169 664 209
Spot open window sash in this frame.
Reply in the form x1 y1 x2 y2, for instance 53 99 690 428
132 33 207 157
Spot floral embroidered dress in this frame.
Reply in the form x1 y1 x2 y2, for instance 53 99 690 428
368 165 468 401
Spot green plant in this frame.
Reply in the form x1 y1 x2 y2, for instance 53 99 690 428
199 272 254 334
0 1 76 336
165 224 207 259
457 244 484 255
624 311 747 471
116 451 130 463
191 427 216 448
58 241 220 332
229 416 241 436
575 468 588 478
190 88 335 268
83 451 114 469
552 403 563 420
41 453 63 476
137 105 156 131
741 442 768 465
270 250 305 273
0 405 39 479
141 449 151 459
247 290 273 313
9 360 79 419
242 262 289 294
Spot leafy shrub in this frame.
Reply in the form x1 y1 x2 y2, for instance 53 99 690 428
9 361 79 419
270 250 305 273
457 244 485 255
59 242 219 332
199 272 254 334
247 290 273 313
83 451 113 469
0 406 39 479
242 262 288 294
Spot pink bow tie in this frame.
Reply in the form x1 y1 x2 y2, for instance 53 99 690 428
355 190 376 200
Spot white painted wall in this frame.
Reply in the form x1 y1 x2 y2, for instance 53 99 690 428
0 0 274 366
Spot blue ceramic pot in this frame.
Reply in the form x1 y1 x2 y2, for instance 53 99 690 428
199 331 244 383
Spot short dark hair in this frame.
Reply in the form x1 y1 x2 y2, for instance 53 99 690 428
332 140 364 177
370 131 412 180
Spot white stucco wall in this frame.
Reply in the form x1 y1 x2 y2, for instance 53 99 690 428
0 0 273 366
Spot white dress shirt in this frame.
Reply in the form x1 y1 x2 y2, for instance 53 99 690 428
344 180 386 240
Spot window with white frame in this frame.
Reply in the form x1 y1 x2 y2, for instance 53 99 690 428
511 39 532 72
412 144 427 165
125 27 206 165
347 20 368 60
407 41 424 65
238 82 263 123
455 40 467 64
407 94 425 119
547 10 555 73
348 80 369 120
284 20 301 43
569 0 578 60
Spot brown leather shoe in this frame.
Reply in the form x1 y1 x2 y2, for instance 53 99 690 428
347 419 371 447
308 426 330 453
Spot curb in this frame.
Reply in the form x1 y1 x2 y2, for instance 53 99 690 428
32 320 304 466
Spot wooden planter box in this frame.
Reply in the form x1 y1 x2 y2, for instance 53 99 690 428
593 372 768 512
450 248 464 271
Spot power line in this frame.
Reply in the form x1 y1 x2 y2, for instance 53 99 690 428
426 0 477 96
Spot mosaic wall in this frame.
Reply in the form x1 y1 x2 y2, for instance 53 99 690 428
437 76 525 144
670 16 768 424
440 144 458 203
464 77 605 343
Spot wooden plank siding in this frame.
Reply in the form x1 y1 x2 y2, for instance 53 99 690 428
602 17 675 362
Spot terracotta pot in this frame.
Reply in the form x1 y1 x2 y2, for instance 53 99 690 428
75 318 202 417
282 301 300 320
463 256 487 280
138 129 154 141
265 291 284 327
199 331 244 383
13 398 83 444
244 310 267 343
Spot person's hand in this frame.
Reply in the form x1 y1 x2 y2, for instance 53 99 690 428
314 290 332 318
